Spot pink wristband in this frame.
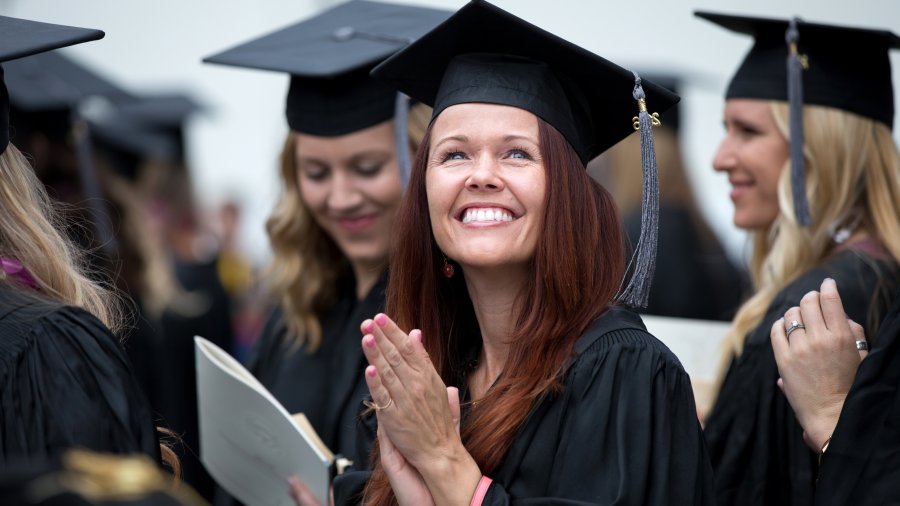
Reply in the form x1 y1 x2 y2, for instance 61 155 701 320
469 475 493 506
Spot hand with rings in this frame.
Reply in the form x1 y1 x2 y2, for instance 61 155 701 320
359 313 481 506
770 278 868 452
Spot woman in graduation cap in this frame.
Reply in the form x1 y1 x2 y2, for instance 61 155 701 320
331 2 715 505
203 0 450 491
695 12 900 506
0 16 164 467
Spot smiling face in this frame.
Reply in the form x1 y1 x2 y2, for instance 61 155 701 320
296 120 402 269
713 99 790 230
425 103 547 272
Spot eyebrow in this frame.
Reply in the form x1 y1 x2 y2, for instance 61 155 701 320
431 133 538 150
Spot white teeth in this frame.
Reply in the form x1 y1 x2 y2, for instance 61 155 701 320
462 207 515 224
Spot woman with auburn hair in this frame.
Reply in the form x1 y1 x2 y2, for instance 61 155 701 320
333 2 715 505
696 12 900 506
0 17 164 466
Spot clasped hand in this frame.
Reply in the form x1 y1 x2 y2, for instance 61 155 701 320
360 313 481 506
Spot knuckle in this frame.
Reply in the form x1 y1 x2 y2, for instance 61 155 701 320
385 349 403 367
380 366 399 385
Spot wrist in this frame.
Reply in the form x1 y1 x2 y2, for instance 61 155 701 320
417 445 482 506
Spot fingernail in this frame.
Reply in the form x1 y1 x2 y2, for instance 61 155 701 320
375 313 388 327
363 335 375 348
410 329 423 343
363 320 375 334
824 278 836 288
366 365 377 377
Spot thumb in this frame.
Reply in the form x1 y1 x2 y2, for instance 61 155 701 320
777 377 785 393
447 386 461 435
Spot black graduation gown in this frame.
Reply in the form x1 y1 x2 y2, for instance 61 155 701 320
0 283 160 463
814 287 900 505
704 249 899 506
334 306 716 505
249 273 385 460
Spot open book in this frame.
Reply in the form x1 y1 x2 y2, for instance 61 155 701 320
195 336 333 506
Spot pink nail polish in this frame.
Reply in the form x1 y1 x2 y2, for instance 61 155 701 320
375 313 388 327
364 321 375 334
366 365 377 377
364 335 375 348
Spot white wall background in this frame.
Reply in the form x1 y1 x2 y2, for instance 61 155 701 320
3 0 899 265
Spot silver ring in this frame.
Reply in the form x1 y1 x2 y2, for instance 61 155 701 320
786 320 806 339
856 340 868 351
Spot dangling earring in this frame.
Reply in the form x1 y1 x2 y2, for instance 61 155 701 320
442 255 455 278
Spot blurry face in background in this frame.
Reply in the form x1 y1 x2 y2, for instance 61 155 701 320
295 120 402 269
713 99 789 230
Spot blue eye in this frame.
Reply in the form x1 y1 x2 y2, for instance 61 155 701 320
508 148 532 160
443 151 466 162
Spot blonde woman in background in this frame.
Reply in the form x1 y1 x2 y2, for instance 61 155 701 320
696 12 900 506
0 17 166 467
203 4 450 503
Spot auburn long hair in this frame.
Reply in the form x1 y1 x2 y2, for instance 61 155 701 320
363 117 626 505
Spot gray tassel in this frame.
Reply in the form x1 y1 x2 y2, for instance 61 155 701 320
71 116 118 256
394 92 412 190
617 72 660 308
786 17 811 226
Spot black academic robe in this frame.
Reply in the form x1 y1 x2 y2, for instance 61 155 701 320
704 249 899 506
334 306 716 505
814 287 900 505
249 273 385 460
0 283 160 463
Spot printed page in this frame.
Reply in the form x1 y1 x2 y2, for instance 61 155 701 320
195 336 332 506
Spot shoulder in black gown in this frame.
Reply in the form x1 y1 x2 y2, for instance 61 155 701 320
704 249 900 506
814 287 900 505
334 306 715 505
0 283 160 463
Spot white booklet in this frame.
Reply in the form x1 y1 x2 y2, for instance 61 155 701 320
195 336 334 506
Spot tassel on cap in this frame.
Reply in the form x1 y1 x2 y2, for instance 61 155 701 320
617 72 660 308
786 17 811 226
393 92 412 189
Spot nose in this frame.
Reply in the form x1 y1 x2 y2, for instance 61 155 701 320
465 154 505 192
326 170 364 212
712 134 737 174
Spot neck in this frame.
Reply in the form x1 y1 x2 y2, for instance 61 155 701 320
461 264 527 398
351 259 386 300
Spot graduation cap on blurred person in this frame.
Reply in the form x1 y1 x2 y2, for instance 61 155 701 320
371 0 680 307
109 92 204 161
0 15 105 155
203 0 451 187
695 11 900 226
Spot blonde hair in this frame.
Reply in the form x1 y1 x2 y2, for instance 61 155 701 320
715 102 900 385
265 103 432 351
0 143 123 333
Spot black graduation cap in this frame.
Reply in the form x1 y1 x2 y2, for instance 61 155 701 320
203 0 451 136
372 0 679 164
101 92 204 161
695 11 900 127
0 15 104 154
696 11 900 225
372 0 679 307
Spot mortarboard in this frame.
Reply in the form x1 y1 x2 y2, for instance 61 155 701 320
695 12 899 127
0 15 104 154
696 12 900 225
371 0 680 307
203 0 450 137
